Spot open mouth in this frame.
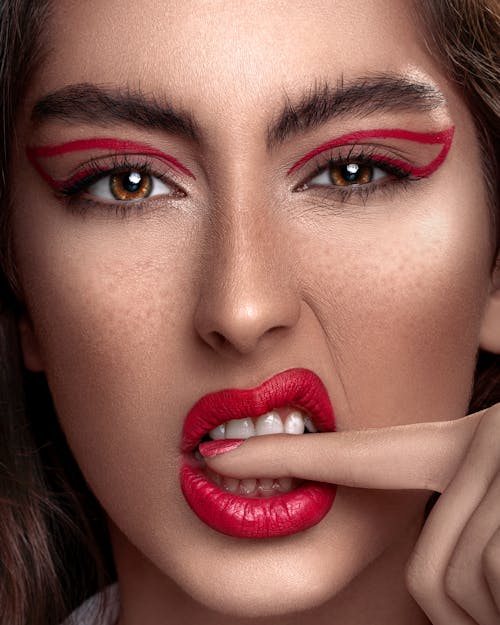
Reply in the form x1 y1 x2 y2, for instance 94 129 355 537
193 406 319 497
179 368 337 538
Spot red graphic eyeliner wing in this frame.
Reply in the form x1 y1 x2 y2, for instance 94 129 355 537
27 138 195 184
287 127 454 178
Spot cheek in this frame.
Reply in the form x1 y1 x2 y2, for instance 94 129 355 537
10 156 492 608
12 199 204 461
11 194 433 607
294 189 491 428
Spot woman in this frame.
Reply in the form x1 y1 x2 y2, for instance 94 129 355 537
0 1 499 624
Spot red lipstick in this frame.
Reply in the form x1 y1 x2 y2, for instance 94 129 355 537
179 368 337 538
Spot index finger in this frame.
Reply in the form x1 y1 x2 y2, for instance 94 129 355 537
200 411 484 492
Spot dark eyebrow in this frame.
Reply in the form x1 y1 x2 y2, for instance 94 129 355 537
31 75 446 150
31 83 201 141
266 75 446 148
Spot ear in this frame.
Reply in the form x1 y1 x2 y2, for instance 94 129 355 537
18 314 44 371
479 262 500 354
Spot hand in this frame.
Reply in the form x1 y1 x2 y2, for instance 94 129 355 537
202 405 500 624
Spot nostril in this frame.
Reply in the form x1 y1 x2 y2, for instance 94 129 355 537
207 330 227 350
217 329 290 358
197 330 228 354
195 291 301 358
202 329 263 357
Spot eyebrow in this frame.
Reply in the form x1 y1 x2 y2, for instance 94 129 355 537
31 75 446 150
31 83 200 140
267 75 446 147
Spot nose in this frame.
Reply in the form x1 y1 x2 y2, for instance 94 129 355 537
193 208 301 358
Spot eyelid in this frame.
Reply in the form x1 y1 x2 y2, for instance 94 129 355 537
26 138 196 199
287 127 455 178
56 154 186 199
27 138 195 178
295 149 412 195
30 152 185 200
307 161 389 188
303 153 406 186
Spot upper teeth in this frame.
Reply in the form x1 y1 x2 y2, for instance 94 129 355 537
208 410 317 440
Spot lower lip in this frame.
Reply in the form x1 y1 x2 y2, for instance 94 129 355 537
180 461 336 538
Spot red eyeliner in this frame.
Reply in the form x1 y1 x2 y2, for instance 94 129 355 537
287 127 454 178
27 137 195 190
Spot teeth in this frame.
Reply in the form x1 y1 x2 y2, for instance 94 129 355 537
284 411 305 434
255 411 284 435
207 470 301 497
240 478 257 495
225 417 256 439
304 416 318 433
207 409 316 441
208 423 226 439
258 477 275 497
222 476 239 493
277 477 293 492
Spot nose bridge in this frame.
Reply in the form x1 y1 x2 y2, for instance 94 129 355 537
193 186 301 357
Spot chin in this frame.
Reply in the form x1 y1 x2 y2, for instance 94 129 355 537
177 562 343 618
156 523 372 620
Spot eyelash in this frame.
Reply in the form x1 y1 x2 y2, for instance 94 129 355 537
56 155 185 216
55 146 418 216
294 146 416 203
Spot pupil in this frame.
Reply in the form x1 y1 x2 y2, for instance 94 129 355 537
122 171 142 193
342 163 361 182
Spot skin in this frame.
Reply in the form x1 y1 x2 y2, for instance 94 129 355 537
9 0 500 623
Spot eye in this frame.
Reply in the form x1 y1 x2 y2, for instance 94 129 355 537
87 170 174 201
308 162 388 187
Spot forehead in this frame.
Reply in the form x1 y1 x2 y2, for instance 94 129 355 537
34 0 446 127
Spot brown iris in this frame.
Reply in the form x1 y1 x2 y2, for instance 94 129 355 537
109 171 152 200
329 163 373 186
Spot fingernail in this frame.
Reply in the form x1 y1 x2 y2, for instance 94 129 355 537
198 439 244 458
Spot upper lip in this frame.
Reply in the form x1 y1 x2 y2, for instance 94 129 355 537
181 368 335 453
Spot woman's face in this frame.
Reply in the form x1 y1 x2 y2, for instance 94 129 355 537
11 0 497 621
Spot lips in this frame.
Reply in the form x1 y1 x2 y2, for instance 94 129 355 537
179 368 337 538
181 368 335 452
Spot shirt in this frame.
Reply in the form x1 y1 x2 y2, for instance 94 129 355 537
61 583 120 625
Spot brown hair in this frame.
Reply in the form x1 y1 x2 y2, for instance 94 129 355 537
0 3 115 625
0 1 499 624
416 0 500 414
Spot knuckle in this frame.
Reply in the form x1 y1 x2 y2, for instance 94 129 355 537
482 532 500 581
405 551 441 601
443 560 465 604
469 408 500 464
478 406 500 440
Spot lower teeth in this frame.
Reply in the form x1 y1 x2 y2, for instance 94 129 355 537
204 468 302 497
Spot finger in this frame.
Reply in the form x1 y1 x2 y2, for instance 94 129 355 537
405 409 500 625
484 524 500 612
201 411 483 492
445 471 500 624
